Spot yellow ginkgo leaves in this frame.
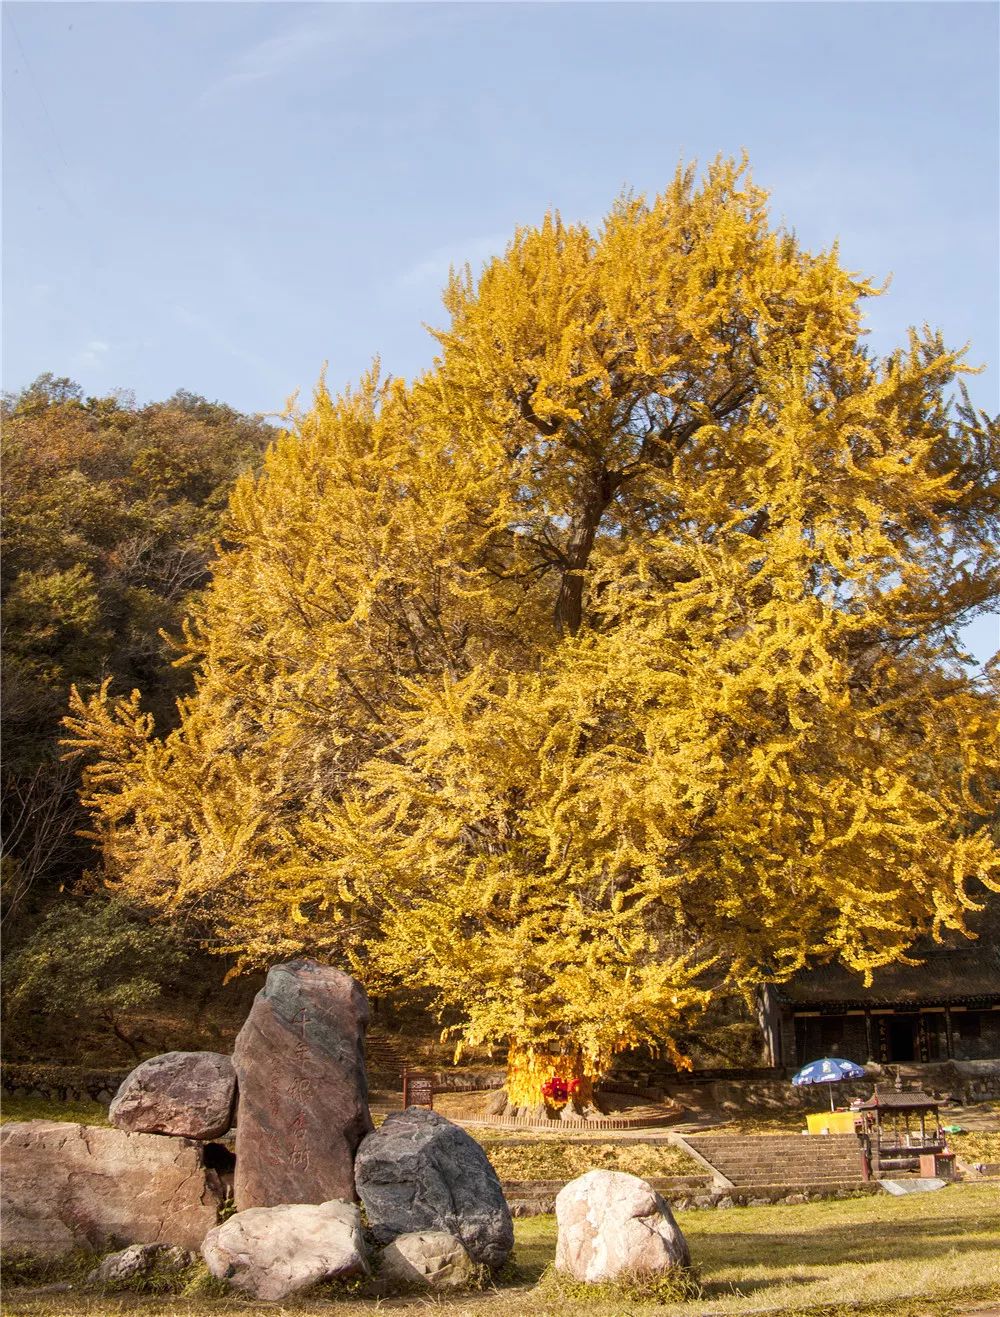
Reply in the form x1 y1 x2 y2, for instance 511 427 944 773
65 158 999 1100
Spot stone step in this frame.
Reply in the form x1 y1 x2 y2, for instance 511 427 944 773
728 1180 872 1195
688 1150 857 1160
694 1156 859 1166
690 1153 859 1164
365 1032 408 1079
722 1169 859 1180
691 1146 857 1154
727 1180 859 1190
723 1171 858 1179
701 1157 857 1167
706 1153 859 1164
686 1140 857 1155
698 1151 857 1159
685 1133 858 1140
693 1155 858 1164
682 1133 864 1187
687 1138 858 1150
699 1151 857 1158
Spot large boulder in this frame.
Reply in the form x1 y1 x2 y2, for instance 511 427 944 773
555 1169 690 1283
355 1107 513 1270
378 1231 477 1291
232 958 373 1209
0 1121 223 1255
202 1201 367 1301
109 1051 236 1139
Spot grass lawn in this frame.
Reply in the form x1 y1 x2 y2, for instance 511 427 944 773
3 1183 998 1317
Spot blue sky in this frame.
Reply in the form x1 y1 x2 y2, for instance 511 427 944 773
3 1 998 660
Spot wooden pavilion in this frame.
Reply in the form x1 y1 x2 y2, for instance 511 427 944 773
854 1087 949 1177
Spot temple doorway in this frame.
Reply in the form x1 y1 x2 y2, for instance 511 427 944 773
888 1018 916 1062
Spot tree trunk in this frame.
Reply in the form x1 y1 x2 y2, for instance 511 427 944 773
106 1013 144 1060
505 1043 597 1113
554 469 618 637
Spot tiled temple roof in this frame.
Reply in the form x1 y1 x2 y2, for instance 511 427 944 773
776 944 1000 1006
777 891 1000 1007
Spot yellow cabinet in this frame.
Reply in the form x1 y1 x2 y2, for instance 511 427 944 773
806 1110 859 1135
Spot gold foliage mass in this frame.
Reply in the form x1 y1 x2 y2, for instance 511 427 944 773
64 158 1000 1099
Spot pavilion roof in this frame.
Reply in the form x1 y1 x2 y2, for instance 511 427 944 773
856 1087 939 1111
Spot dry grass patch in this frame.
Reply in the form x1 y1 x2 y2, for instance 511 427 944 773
480 1137 697 1180
430 1090 496 1122
949 1130 1000 1164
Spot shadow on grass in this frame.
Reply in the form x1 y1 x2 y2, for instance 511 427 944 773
696 1214 996 1267
688 1212 1000 1304
505 1246 551 1286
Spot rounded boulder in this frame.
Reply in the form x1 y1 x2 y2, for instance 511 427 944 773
202 1200 367 1301
555 1169 690 1284
378 1230 477 1290
355 1107 513 1270
109 1052 236 1140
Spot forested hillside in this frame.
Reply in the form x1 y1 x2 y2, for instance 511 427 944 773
1 374 273 1058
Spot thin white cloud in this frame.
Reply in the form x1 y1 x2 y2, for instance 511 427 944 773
74 339 110 371
396 233 510 293
210 19 335 97
202 7 419 105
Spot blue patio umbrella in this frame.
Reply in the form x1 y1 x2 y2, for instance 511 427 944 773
791 1057 867 1110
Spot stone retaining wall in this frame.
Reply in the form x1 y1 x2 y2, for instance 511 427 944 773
1 1063 129 1104
502 1175 879 1216
477 1105 682 1133
430 1070 505 1092
615 1059 1000 1106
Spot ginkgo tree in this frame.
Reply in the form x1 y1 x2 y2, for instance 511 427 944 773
65 158 1000 1110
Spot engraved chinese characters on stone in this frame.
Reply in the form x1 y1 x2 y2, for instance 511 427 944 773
232 960 373 1208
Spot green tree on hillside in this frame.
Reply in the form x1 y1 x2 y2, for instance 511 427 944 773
1 375 273 927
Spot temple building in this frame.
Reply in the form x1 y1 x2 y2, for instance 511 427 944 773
758 896 1000 1067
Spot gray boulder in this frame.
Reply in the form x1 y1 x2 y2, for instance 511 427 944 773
87 1244 193 1288
109 1051 236 1139
355 1107 513 1269
232 959 372 1209
555 1169 690 1283
378 1230 476 1291
0 1121 223 1255
202 1200 367 1300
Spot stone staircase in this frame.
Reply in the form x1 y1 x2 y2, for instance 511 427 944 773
680 1133 863 1188
365 1030 407 1087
